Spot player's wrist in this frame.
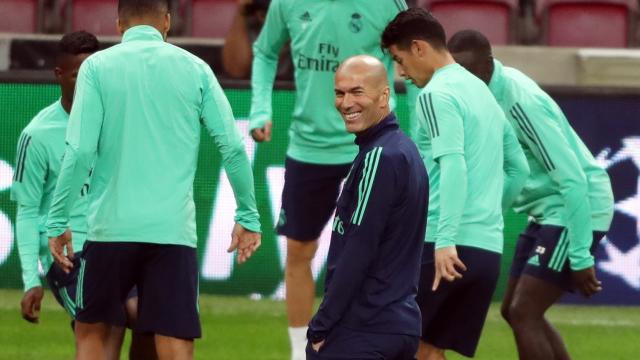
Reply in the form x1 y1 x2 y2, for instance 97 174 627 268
569 255 594 271
434 239 455 250
23 282 42 293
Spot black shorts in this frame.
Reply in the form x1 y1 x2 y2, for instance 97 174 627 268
510 223 606 291
305 326 418 360
417 242 501 357
46 251 137 327
75 241 200 339
276 157 351 241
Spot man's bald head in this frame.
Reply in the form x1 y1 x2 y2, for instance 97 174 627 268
334 55 391 135
336 55 389 90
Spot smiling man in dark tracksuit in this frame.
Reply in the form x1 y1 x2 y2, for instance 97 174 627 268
307 55 429 359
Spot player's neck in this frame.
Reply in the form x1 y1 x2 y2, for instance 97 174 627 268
61 96 72 114
431 51 456 73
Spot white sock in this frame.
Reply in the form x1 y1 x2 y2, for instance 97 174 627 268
288 326 308 360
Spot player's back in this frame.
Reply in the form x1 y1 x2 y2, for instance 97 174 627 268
495 60 614 230
82 25 216 246
419 63 505 253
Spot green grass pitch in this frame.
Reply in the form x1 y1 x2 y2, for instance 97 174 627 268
0 289 638 359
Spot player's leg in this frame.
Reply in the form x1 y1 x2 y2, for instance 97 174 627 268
75 322 117 360
72 242 137 360
507 275 565 360
103 325 125 360
285 237 319 359
136 244 200 360
47 253 127 360
154 335 194 360
500 277 518 324
418 245 501 359
507 225 573 360
416 243 451 360
286 238 319 327
124 290 158 359
277 157 350 360
502 225 539 325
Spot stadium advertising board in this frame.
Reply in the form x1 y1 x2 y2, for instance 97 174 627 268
0 83 638 304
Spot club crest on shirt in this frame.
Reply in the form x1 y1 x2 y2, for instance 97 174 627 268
349 13 363 33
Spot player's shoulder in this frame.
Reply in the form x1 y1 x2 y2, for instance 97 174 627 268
501 65 551 105
378 132 419 164
24 101 66 139
166 43 212 72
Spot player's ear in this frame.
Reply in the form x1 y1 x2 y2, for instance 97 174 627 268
410 40 421 56
116 18 125 35
380 86 390 107
163 13 171 39
54 66 63 81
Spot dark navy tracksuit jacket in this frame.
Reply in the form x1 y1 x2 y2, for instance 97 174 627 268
308 113 429 344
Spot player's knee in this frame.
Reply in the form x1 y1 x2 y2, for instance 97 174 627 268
507 301 531 328
286 239 318 265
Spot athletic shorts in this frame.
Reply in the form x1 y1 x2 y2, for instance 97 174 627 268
510 222 606 291
417 242 501 357
46 251 137 325
74 241 200 339
305 326 419 360
276 157 351 241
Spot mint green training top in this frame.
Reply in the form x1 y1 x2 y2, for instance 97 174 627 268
416 63 528 254
490 59 614 270
46 26 260 247
250 0 407 164
11 100 89 291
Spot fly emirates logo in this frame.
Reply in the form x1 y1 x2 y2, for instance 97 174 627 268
297 43 341 72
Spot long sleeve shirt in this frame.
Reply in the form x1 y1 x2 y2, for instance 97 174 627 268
46 26 260 247
250 0 407 164
490 59 614 270
11 100 89 291
308 114 428 341
416 63 520 254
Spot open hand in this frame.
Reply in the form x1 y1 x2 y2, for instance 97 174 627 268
228 223 261 264
432 245 467 291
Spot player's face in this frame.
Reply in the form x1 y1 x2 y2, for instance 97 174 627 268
389 44 430 88
55 53 91 106
335 72 388 134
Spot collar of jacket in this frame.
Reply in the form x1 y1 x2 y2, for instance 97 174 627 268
355 112 399 147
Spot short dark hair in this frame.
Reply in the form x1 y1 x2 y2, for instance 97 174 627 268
381 8 446 51
59 31 100 57
448 30 492 57
118 0 170 18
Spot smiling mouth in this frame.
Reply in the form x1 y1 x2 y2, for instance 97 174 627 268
344 112 362 121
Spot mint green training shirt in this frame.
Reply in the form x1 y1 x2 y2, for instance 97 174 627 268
416 63 516 254
11 100 89 291
489 59 614 270
46 26 260 247
250 0 407 164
